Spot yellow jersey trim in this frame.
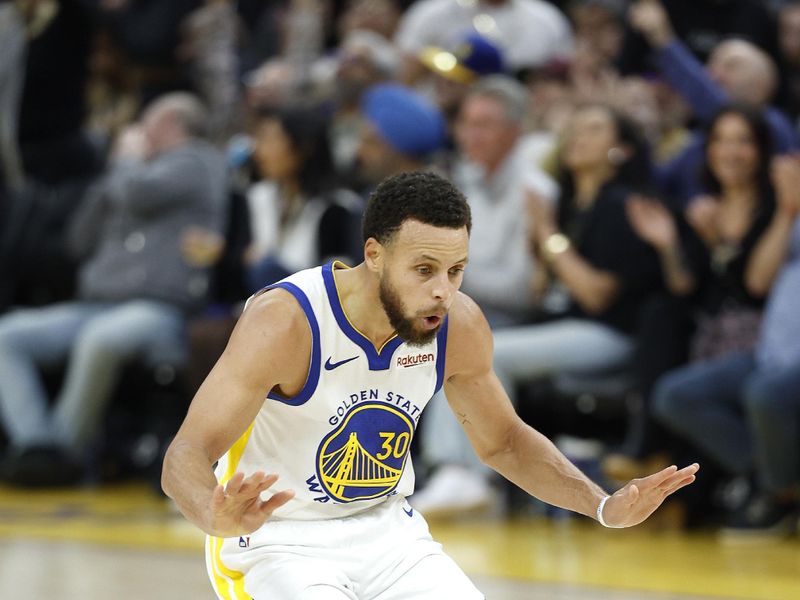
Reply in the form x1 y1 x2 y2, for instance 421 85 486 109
208 421 256 599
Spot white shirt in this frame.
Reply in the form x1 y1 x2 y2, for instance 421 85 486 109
454 135 558 320
246 182 362 272
395 0 573 71
246 182 328 273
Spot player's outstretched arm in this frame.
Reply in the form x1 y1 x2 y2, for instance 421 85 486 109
442 293 699 527
162 289 307 536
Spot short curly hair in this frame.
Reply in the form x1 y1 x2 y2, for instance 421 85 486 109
362 171 472 244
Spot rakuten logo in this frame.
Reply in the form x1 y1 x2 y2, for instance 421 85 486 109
397 353 435 368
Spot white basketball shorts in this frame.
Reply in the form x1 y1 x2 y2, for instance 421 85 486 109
206 495 484 599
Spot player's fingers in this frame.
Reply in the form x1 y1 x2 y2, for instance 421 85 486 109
261 473 280 489
238 471 268 494
662 475 697 496
260 489 295 515
243 470 267 484
646 464 679 487
243 473 280 496
251 473 278 495
681 463 700 475
633 465 678 493
657 464 700 492
670 463 699 478
229 473 282 507
224 472 245 496
243 476 277 501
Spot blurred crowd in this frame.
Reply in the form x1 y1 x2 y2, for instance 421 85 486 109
0 0 799 538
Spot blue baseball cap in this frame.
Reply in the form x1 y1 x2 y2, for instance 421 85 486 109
362 84 446 158
419 33 505 84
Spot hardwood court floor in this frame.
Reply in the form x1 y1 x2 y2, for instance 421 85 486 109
0 482 797 600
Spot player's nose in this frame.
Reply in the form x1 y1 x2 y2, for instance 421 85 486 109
431 274 454 303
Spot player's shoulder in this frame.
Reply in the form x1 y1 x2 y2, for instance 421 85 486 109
448 291 489 334
235 287 311 348
444 292 493 376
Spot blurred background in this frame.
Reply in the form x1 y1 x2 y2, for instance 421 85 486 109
0 0 799 598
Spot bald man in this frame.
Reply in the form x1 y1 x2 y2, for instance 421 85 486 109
707 39 778 109
629 0 798 205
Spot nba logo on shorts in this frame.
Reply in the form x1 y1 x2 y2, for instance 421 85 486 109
238 536 250 548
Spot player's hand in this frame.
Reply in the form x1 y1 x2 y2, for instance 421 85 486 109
209 471 295 537
600 463 699 528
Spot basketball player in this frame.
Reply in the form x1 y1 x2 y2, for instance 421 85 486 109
162 172 699 599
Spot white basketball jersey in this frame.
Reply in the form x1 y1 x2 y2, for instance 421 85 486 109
214 261 448 521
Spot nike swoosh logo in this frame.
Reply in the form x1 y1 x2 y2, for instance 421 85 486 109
324 355 359 370
403 506 414 518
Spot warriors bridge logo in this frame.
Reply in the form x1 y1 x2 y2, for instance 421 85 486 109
315 402 414 502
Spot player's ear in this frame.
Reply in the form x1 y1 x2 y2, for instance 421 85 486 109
364 237 383 273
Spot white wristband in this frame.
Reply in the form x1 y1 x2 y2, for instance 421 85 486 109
596 495 623 528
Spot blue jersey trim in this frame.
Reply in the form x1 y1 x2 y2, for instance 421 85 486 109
322 262 404 371
264 281 321 406
434 316 449 394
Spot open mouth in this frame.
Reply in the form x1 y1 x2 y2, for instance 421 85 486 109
421 315 441 330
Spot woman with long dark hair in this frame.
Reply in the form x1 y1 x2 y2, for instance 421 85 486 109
245 106 363 291
626 105 778 358
607 105 793 499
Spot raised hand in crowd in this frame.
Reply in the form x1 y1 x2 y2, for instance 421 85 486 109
629 0 675 49
745 154 800 295
525 190 557 299
685 195 720 247
525 189 558 245
626 194 678 251
627 194 695 296
771 154 800 218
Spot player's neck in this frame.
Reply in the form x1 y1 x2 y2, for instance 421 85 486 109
335 264 397 349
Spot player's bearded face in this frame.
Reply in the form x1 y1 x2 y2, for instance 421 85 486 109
379 270 441 347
